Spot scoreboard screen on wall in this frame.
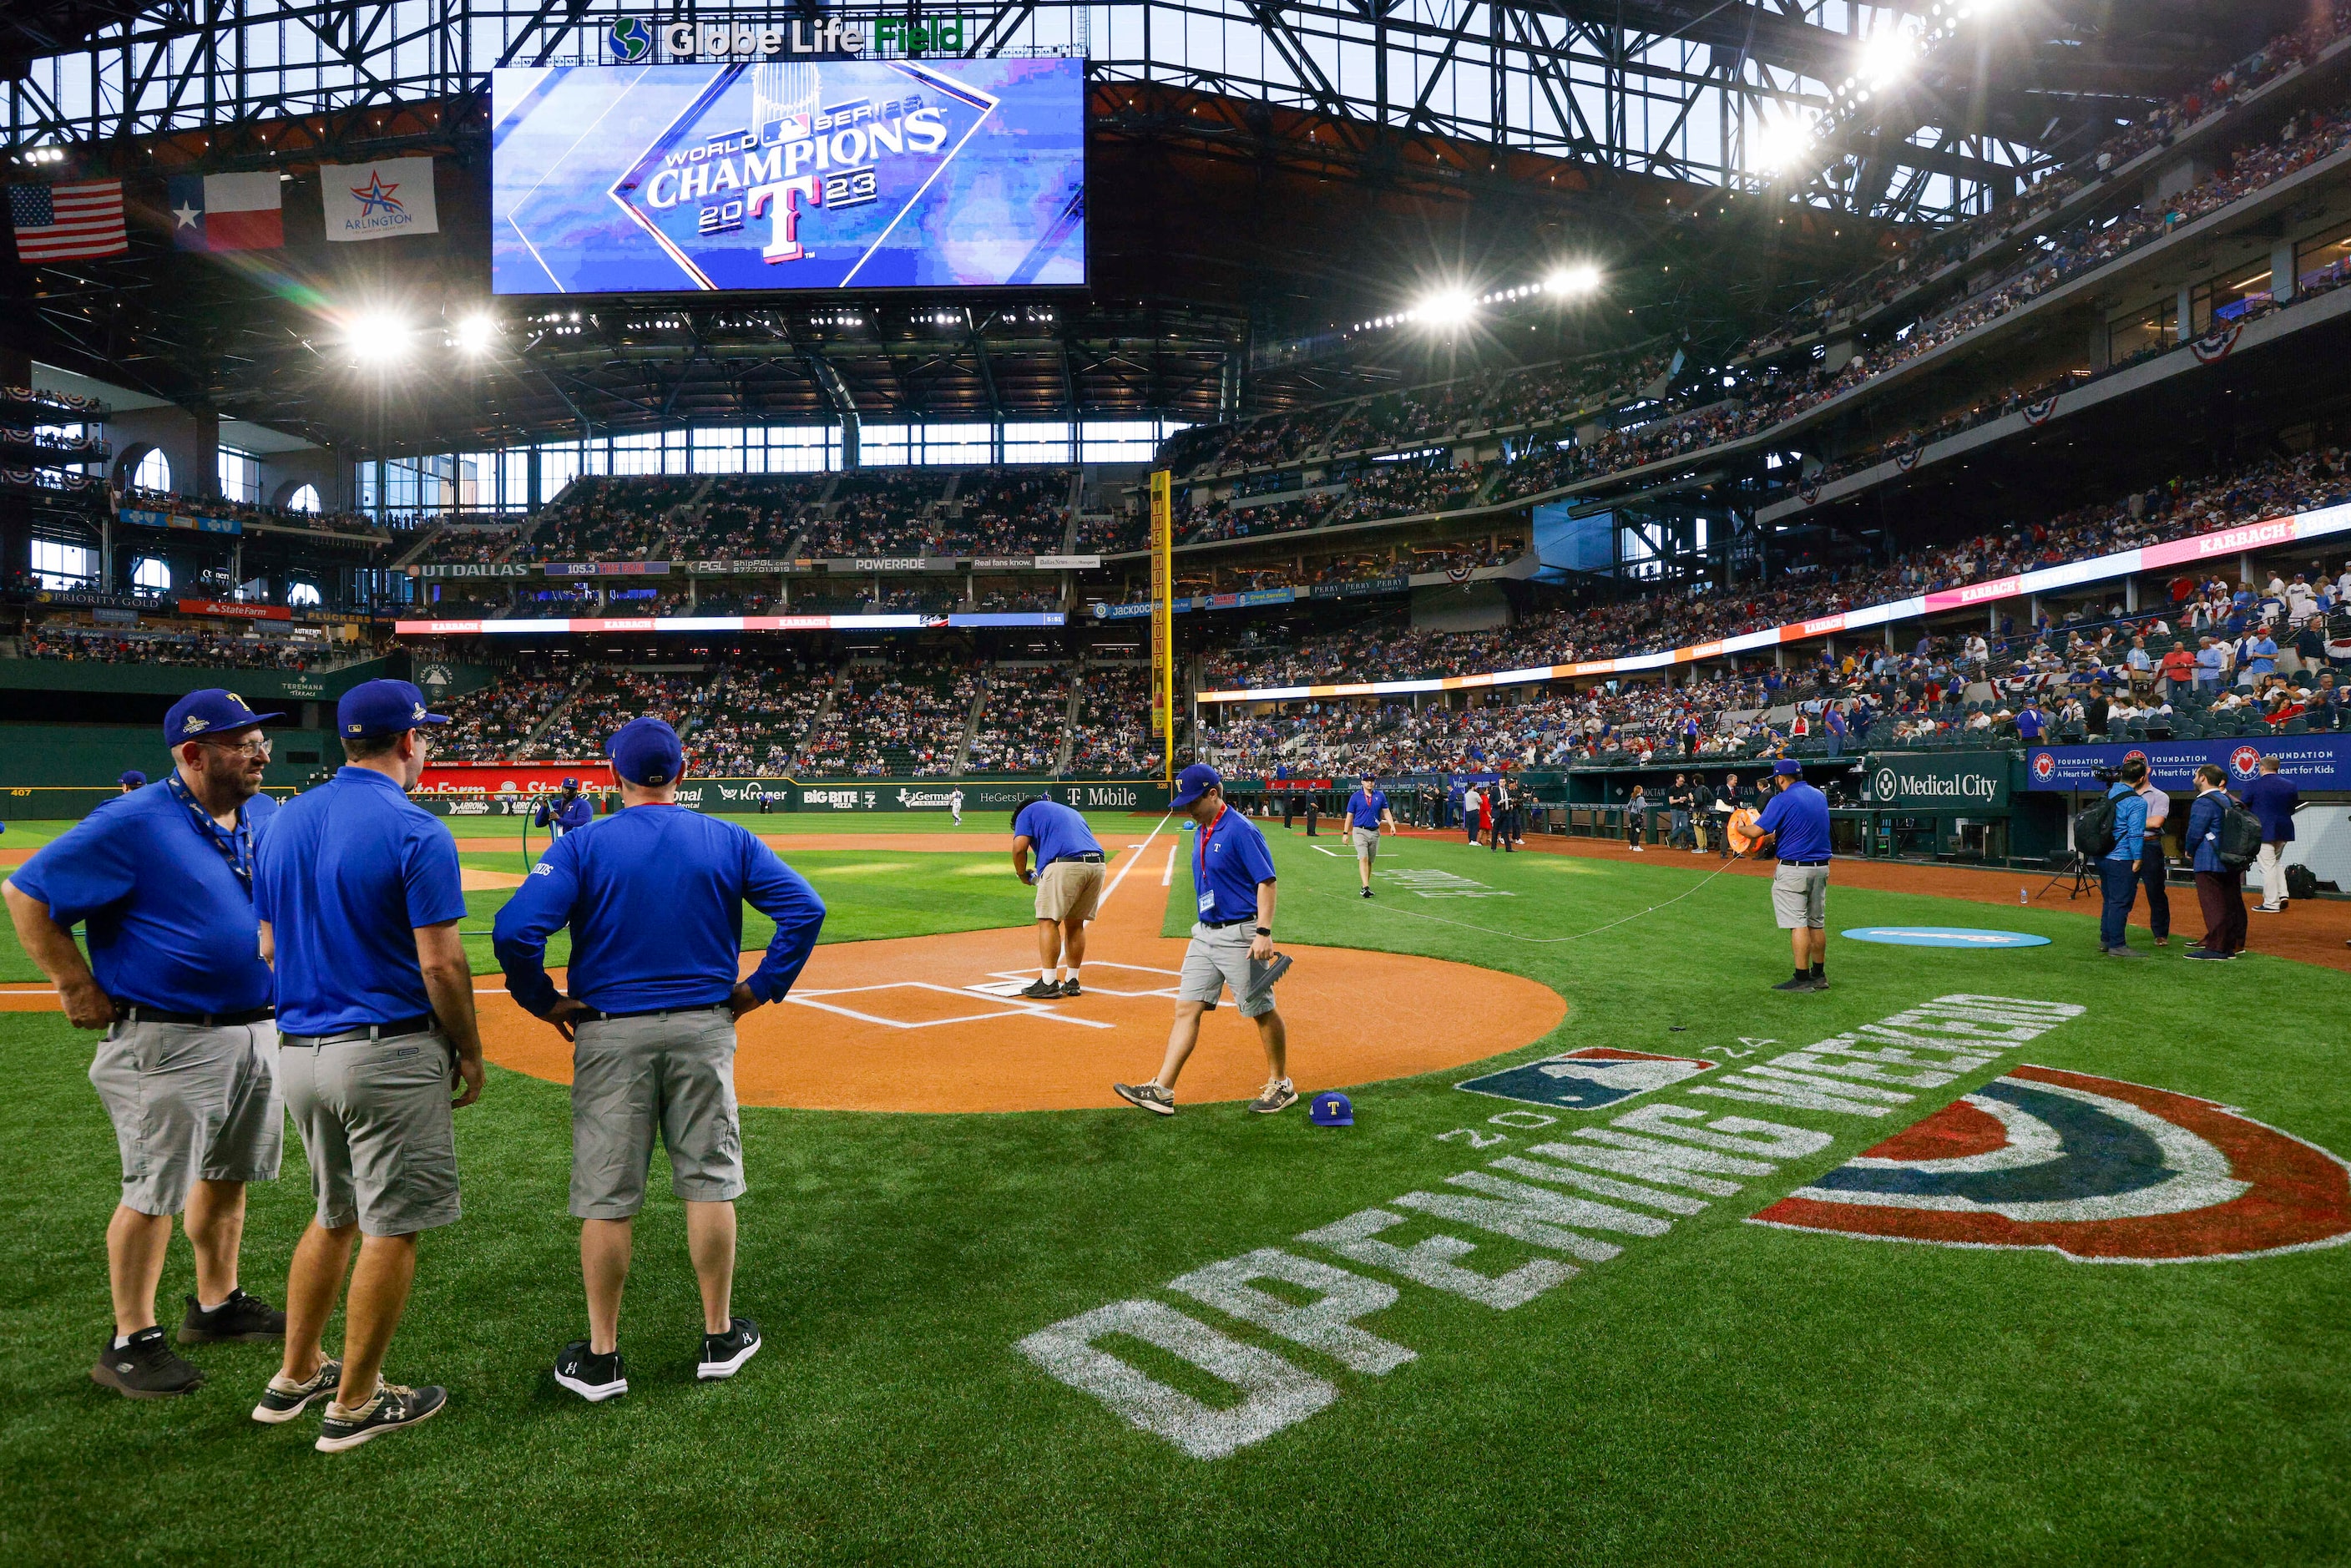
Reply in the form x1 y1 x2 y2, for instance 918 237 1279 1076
490 58 1085 292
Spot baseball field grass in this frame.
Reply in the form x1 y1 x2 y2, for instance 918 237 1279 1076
2 812 2348 1565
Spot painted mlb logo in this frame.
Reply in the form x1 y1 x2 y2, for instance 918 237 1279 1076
1751 1065 2351 1262
1457 1047 1716 1111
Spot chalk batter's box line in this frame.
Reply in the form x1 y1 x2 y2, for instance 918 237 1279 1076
787 981 1111 1030
971 960 1181 1001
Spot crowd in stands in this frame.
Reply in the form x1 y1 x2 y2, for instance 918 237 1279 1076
688 654 832 776
437 664 576 761
512 478 697 563
799 661 978 776
965 667 1068 773
1066 664 1159 776
22 623 348 670
523 666 705 761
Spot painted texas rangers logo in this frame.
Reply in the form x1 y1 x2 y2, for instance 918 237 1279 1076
1750 1066 2351 1262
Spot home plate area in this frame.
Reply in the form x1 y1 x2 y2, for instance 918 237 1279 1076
472 840 1566 1115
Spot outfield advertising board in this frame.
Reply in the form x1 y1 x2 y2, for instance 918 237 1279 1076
2024 734 2351 791
407 768 1168 813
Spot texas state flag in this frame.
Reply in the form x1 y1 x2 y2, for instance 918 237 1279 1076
165 171 284 251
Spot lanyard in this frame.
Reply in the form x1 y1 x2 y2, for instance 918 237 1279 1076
1195 803 1226 896
165 774 255 893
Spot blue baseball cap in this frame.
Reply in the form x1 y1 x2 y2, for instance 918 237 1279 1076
336 679 449 741
164 688 282 745
609 716 685 787
1773 758 1804 776
1171 762 1223 809
118 770 148 788
1309 1090 1353 1127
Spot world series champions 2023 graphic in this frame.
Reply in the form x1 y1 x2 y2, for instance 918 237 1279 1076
490 58 1084 292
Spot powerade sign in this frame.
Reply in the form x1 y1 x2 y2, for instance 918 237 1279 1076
1864 753 2010 809
2025 735 2351 791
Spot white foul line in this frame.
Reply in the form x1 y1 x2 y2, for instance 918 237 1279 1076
1096 811 1173 910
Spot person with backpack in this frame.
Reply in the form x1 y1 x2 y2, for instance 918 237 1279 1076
2186 764 2248 959
2094 760 2150 957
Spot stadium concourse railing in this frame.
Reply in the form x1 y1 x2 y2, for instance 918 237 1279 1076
1194 503 2351 706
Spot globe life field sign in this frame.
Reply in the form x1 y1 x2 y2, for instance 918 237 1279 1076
1863 753 2011 810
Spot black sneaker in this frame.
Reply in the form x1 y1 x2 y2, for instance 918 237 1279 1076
252 1358 342 1424
1113 1080 1176 1115
554 1341 628 1404
1809 974 1829 990
698 1317 761 1381
316 1381 447 1452
91 1327 205 1399
179 1288 286 1344
1361 888 1373 898
1019 979 1061 999
1057 979 1083 998
2183 947 2235 961
1772 975 1820 992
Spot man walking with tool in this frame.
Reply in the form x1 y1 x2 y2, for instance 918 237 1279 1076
1009 793 1105 998
253 679 483 1451
494 717 827 1404
1344 772 1394 898
1114 764 1294 1117
5 690 290 1399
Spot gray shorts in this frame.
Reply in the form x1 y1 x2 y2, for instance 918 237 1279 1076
1352 826 1380 861
1178 922 1282 1019
281 1029 461 1238
89 1019 282 1216
570 1008 745 1221
1772 862 1831 929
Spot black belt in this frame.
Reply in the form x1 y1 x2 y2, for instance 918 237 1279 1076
1201 917 1254 928
577 1001 731 1023
114 1003 275 1028
281 1014 436 1048
1781 858 1831 867
1050 852 1105 864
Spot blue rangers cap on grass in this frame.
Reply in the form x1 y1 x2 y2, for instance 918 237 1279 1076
1171 762 1223 809
336 679 448 740
1309 1090 1353 1127
164 688 282 744
608 716 685 787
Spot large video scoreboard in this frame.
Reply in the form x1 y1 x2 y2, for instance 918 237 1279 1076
491 57 1085 293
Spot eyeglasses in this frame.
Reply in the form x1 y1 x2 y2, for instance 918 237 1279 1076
197 736 272 758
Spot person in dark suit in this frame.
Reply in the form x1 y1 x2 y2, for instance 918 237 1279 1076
2242 756 2301 913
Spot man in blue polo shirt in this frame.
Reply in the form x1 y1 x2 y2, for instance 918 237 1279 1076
1115 764 1295 1116
2015 699 2045 744
1344 772 1394 898
1751 759 1833 992
1010 794 1105 998
252 678 482 1453
5 690 289 1399
494 718 827 1404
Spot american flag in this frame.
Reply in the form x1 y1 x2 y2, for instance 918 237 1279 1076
8 180 129 262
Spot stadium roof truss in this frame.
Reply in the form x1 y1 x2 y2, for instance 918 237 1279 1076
1 0 2232 226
